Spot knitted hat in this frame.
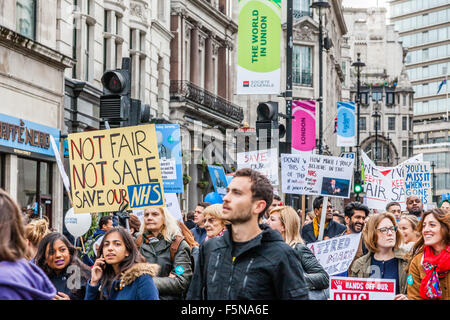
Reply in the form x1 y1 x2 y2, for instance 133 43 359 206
129 214 141 232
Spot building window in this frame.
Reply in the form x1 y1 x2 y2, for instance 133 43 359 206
294 0 312 18
372 88 382 101
16 0 36 40
84 22 90 81
403 94 407 106
388 117 395 131
293 45 312 86
359 117 366 131
360 92 369 105
402 116 407 130
373 116 381 131
402 140 407 157
386 92 395 105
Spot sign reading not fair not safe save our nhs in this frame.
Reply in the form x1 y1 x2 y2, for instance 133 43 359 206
0 113 60 157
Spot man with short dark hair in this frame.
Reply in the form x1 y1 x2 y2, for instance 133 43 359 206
386 201 402 221
301 196 346 244
264 194 282 222
187 168 308 300
335 202 370 276
406 195 423 218
190 202 211 244
82 215 113 266
184 210 196 229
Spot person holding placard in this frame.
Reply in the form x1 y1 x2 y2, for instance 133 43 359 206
136 207 193 300
85 227 159 300
35 232 91 300
267 206 329 296
407 209 450 300
301 196 346 244
349 212 409 300
0 189 56 300
386 201 402 222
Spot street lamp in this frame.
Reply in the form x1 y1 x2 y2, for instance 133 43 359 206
372 110 381 165
311 1 330 155
352 52 365 202
386 133 391 166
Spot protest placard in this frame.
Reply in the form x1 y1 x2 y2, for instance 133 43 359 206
329 276 396 300
68 124 165 213
155 124 183 193
282 153 354 198
307 233 362 275
361 151 406 211
403 162 432 205
237 148 279 185
164 193 183 221
208 165 228 196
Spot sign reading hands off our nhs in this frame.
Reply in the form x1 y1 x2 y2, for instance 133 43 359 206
68 124 165 213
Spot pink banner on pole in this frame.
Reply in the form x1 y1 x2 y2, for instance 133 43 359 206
292 100 316 152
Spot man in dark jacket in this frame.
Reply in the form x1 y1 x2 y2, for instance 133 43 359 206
301 196 346 244
186 168 309 300
190 202 211 244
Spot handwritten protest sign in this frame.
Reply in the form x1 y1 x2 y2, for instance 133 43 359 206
403 162 432 205
330 277 396 300
155 124 183 193
68 124 165 213
307 233 362 275
362 151 406 211
237 148 279 185
282 154 354 198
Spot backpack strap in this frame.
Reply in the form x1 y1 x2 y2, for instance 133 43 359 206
170 235 184 263
135 234 144 248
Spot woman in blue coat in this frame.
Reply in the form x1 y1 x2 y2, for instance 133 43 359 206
85 227 159 300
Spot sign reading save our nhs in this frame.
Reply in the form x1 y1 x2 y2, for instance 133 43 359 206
0 113 60 157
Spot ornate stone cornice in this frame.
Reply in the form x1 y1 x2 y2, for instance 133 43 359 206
130 1 148 24
0 26 75 69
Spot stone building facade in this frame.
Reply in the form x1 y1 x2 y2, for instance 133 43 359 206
343 7 415 167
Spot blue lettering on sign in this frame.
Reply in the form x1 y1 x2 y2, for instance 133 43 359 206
127 183 164 208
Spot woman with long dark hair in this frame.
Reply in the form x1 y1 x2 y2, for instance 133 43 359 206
85 227 159 300
0 189 56 300
35 232 91 300
407 209 450 300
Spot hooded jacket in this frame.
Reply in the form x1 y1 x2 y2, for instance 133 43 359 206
186 224 309 300
0 259 56 300
139 234 193 300
85 263 159 300
349 248 409 294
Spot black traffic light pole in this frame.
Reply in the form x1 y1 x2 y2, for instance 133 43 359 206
285 0 293 207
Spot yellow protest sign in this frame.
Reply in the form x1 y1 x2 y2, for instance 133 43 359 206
68 124 165 213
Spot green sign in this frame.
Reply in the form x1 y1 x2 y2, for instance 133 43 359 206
237 0 281 95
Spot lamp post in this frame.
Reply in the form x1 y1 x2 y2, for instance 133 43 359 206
386 133 391 166
372 110 381 165
311 1 330 155
431 161 436 204
352 53 365 202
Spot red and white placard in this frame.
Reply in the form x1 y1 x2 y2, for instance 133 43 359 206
330 276 396 300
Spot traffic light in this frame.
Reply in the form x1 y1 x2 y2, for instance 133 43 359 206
256 101 285 149
100 58 150 128
354 170 363 194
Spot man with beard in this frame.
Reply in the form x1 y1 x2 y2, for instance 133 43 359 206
335 202 370 276
186 168 308 300
406 195 423 218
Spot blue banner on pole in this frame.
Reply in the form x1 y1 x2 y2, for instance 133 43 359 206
337 102 356 147
155 124 183 193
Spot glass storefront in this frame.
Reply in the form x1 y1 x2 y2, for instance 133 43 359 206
17 157 53 222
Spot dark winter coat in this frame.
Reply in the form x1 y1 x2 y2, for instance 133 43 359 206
190 226 207 244
47 264 90 300
301 220 346 244
293 243 329 290
186 224 309 300
139 234 193 300
84 263 159 300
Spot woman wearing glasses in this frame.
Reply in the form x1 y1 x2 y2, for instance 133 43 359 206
349 212 409 300
407 209 449 300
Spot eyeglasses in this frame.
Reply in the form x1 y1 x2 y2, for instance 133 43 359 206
377 226 397 234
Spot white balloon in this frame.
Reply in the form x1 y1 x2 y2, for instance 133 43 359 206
64 208 92 238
